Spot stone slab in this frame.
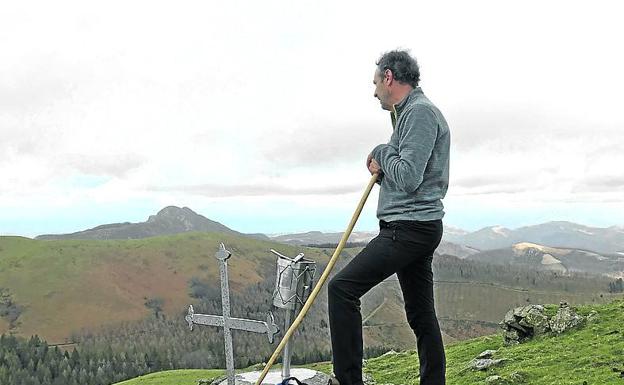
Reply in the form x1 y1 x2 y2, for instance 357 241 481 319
216 368 330 385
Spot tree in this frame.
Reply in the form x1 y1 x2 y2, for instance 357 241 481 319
144 297 165 318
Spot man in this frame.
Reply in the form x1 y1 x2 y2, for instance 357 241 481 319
328 50 450 385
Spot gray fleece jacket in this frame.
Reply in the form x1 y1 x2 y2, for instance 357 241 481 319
371 87 450 222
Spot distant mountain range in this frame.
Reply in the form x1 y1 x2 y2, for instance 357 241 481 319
268 228 624 278
443 221 624 254
267 221 624 256
269 231 480 259
34 207 624 256
269 230 378 246
465 242 624 279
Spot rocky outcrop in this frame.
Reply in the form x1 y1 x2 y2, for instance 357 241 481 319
549 302 584 333
500 304 550 344
500 302 584 345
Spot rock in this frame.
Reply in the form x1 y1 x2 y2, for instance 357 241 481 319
380 350 398 357
211 376 227 385
549 302 584 334
362 372 376 385
470 358 508 371
478 350 498 359
503 308 517 325
509 371 526 382
500 304 550 344
500 302 586 344
587 310 599 322
517 306 549 335
502 329 522 345
485 375 510 384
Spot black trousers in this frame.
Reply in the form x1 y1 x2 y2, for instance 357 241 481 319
328 219 446 385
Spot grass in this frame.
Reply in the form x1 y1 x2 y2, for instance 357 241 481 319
366 299 624 384
114 299 624 385
0 233 331 342
114 369 224 385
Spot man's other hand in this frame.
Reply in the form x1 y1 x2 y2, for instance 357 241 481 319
367 153 381 175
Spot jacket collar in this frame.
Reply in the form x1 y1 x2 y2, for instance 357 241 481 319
390 86 423 128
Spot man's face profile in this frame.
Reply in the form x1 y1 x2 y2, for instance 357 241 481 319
373 69 392 111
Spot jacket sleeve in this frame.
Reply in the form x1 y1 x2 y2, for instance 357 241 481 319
371 104 438 193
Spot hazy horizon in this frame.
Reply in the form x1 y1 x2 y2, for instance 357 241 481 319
5 204 623 239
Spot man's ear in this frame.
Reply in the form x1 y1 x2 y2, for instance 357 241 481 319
384 69 394 85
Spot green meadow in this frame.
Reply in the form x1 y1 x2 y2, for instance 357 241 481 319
116 299 624 385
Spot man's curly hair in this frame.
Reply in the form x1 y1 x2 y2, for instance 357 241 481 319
376 50 420 87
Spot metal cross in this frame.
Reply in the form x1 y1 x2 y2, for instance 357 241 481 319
186 243 279 385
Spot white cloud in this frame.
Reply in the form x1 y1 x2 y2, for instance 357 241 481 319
1 0 623 235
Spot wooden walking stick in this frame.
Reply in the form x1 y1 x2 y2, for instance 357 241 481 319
254 173 379 385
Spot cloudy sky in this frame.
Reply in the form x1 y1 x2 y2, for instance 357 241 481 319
1 0 623 237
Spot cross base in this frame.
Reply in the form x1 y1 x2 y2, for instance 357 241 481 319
214 368 330 385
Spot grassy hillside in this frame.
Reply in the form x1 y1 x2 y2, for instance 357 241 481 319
115 299 624 385
1 233 620 347
369 299 624 384
3 232 623 384
114 369 224 385
0 233 331 342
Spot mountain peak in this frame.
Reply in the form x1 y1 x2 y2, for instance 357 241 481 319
491 225 510 234
156 206 194 216
36 206 237 240
473 225 510 236
148 206 198 223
